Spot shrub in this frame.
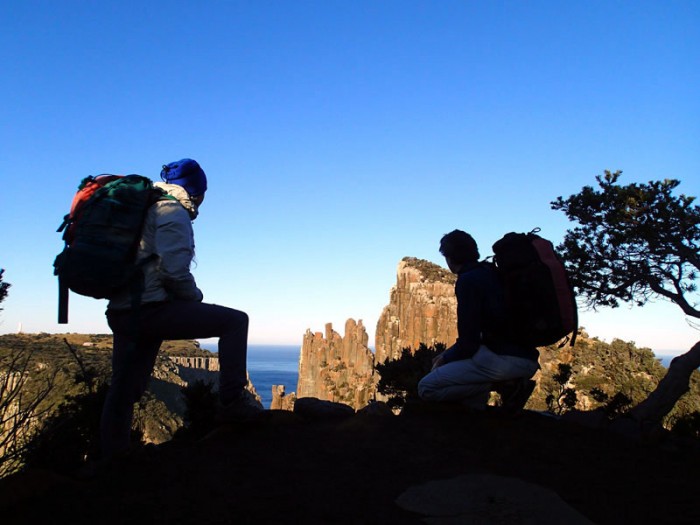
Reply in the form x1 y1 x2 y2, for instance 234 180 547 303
375 342 444 410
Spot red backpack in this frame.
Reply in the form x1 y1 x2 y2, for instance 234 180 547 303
57 175 124 244
491 229 578 347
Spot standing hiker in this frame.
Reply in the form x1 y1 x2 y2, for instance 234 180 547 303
417 230 540 411
101 158 262 458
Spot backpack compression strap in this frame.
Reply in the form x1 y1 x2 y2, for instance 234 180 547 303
58 276 69 324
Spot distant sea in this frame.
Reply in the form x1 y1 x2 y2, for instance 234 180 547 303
656 355 677 368
200 343 299 408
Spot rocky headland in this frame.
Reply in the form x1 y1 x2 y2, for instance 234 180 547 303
296 319 375 408
274 257 459 410
375 257 457 363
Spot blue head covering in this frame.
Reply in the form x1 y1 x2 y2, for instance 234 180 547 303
160 158 208 196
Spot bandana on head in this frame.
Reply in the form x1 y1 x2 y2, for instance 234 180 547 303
160 158 207 196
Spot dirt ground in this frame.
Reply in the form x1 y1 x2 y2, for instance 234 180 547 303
2 404 699 524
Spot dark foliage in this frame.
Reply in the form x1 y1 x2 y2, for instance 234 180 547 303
22 383 109 472
545 363 578 415
173 380 218 441
590 388 633 419
670 411 700 439
552 170 699 317
0 350 56 478
375 342 444 409
0 269 9 308
0 334 210 476
21 340 111 473
401 257 456 284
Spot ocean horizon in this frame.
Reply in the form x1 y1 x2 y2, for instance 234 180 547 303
656 354 677 368
201 343 300 408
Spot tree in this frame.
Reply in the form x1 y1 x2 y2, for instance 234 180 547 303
20 340 107 473
545 364 578 416
551 171 699 316
0 270 57 478
552 171 700 433
0 269 9 311
0 349 56 477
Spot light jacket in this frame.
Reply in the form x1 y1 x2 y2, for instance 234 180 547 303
107 182 203 310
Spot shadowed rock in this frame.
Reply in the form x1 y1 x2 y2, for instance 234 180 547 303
396 474 595 524
293 397 355 420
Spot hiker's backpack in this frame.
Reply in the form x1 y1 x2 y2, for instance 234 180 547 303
490 229 578 347
54 174 165 324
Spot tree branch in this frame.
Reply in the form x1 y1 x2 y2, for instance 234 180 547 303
647 280 700 318
628 341 700 427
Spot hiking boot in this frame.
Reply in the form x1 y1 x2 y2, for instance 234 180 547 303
216 389 265 424
495 378 536 414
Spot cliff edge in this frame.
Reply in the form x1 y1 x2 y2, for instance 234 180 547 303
1 405 699 524
375 257 457 363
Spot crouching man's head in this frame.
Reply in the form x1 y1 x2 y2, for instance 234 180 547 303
439 230 479 273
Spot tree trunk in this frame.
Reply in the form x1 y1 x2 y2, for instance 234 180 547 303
628 341 700 428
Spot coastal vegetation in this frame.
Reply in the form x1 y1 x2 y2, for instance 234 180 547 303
553 171 700 432
0 332 206 477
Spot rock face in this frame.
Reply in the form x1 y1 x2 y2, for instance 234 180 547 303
165 355 261 403
289 258 458 411
296 319 376 409
270 385 296 410
168 356 220 372
375 257 457 363
168 356 220 387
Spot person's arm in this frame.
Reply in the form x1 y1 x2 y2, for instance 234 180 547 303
155 202 204 302
441 275 481 363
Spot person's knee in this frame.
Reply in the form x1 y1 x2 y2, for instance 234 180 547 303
235 310 249 329
418 376 438 401
222 308 248 330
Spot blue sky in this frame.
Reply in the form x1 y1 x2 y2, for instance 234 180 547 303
1 1 698 355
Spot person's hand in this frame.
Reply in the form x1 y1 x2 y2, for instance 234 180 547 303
431 353 445 370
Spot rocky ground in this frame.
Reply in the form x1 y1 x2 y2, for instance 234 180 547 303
1 402 699 524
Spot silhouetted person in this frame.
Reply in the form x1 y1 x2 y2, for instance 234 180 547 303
101 158 262 459
418 230 539 411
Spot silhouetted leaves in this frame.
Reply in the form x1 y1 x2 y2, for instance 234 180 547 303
375 342 444 409
21 340 109 473
0 269 9 309
173 380 218 440
670 411 700 439
545 363 578 415
552 170 699 317
22 382 108 473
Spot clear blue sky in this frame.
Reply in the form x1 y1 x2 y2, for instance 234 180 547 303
1 1 698 355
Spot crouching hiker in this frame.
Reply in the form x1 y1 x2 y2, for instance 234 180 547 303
418 230 540 412
101 158 262 459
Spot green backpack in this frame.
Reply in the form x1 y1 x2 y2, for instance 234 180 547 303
54 174 165 323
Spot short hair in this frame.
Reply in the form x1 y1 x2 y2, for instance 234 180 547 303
439 230 480 264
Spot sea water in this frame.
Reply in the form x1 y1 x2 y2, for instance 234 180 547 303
200 343 300 408
656 355 677 368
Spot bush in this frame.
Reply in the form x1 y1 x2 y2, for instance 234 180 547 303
173 380 218 441
375 342 444 410
22 382 109 473
670 411 700 439
545 364 578 415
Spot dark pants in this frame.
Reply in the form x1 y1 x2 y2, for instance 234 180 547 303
101 300 249 457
